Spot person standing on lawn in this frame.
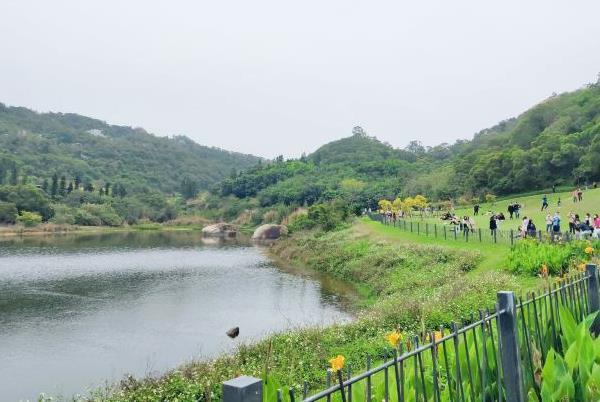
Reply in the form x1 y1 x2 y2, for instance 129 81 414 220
552 212 561 236
490 215 497 237
577 188 583 202
541 194 549 211
545 213 553 233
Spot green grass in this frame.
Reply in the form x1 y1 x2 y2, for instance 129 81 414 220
402 187 600 232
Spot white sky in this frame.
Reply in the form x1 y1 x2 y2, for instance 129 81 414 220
1 0 599 158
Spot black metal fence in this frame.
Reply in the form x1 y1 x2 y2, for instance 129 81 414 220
223 264 600 402
367 212 586 246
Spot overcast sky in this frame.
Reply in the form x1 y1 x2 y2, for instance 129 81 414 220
1 1 599 158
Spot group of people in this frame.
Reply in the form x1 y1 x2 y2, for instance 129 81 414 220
507 202 521 219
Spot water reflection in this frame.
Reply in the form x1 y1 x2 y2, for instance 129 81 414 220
0 231 353 401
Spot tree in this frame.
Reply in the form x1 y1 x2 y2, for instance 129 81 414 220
67 182 74 193
104 182 111 196
41 179 49 193
50 173 59 197
10 164 18 185
74 174 82 190
485 193 497 205
0 201 18 223
84 181 94 192
180 176 198 199
378 199 392 212
59 176 67 196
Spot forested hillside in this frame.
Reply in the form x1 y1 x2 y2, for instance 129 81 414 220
0 104 260 194
215 81 600 216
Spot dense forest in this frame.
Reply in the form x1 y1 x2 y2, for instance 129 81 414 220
1 80 599 228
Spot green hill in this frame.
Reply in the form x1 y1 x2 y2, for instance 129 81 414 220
216 81 600 217
0 104 261 193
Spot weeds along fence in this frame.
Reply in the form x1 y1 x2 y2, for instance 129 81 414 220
366 212 583 246
223 264 600 402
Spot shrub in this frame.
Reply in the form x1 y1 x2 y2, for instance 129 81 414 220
0 201 18 223
16 211 42 227
506 240 596 276
287 212 315 232
82 203 123 226
74 209 102 226
50 204 76 225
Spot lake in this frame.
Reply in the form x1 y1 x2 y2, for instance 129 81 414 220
0 231 353 401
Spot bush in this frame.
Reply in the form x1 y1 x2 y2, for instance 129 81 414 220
287 212 315 232
16 211 42 227
50 204 76 225
506 240 595 276
82 203 123 226
0 201 18 224
74 209 102 226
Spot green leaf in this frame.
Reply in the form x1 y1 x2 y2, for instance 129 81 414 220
559 305 578 349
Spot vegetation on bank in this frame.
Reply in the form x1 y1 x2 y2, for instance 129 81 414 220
86 218 527 402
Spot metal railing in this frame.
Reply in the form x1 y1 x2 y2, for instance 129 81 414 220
223 264 600 402
367 212 589 246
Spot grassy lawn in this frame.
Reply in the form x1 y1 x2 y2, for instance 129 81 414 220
398 187 600 232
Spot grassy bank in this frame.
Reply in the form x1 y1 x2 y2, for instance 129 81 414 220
91 219 529 402
0 221 207 237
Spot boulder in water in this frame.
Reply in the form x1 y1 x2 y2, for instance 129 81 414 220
251 224 288 240
201 223 237 237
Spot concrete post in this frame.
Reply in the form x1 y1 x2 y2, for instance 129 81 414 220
586 264 600 335
497 291 525 402
223 376 263 402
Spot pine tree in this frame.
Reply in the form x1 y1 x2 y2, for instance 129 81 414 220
105 182 111 196
51 173 59 197
99 187 105 196
59 176 67 196
42 179 49 193
84 182 94 192
180 176 198 199
74 174 81 190
10 164 18 185
67 182 74 193
20 173 28 185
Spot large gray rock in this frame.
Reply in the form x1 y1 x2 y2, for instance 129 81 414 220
202 223 237 237
252 224 288 240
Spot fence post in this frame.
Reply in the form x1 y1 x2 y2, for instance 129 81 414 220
478 228 482 242
434 224 437 238
223 376 263 402
586 264 600 335
510 229 514 246
497 291 525 402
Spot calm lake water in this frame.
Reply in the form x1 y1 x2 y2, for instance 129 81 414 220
0 231 353 401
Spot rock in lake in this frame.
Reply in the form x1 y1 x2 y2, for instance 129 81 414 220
251 224 288 240
201 223 237 237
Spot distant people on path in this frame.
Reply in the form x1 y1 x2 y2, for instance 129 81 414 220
541 194 549 211
552 184 556 193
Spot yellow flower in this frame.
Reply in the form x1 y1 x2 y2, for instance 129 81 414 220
585 246 594 255
329 355 345 372
386 330 403 347
540 265 548 278
579 262 587 272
